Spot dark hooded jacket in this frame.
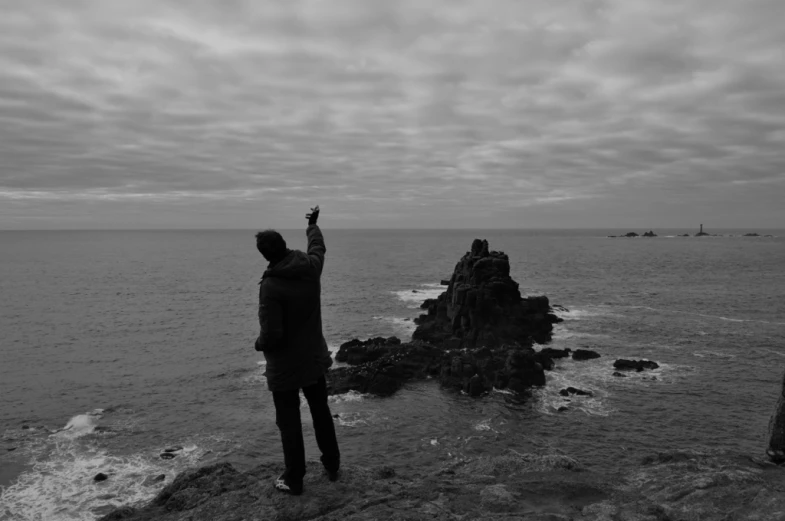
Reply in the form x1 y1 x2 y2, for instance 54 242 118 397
256 224 332 392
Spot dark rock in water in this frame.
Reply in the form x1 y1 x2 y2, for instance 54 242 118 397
94 472 109 482
142 474 166 487
160 453 176 460
624 232 639 237
642 230 657 237
413 239 561 348
334 336 401 365
744 233 760 237
767 370 785 464
327 341 547 398
411 289 418 293
21 425 29 430
572 349 601 361
679 233 690 237
612 371 627 377
440 279 450 286
163 446 183 453
559 387 593 397
613 359 659 371
557 406 569 412
539 347 571 359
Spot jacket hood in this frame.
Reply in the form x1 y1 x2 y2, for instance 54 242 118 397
262 250 317 281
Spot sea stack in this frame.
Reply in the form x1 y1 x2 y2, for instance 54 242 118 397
767 370 785 464
413 238 561 348
695 224 709 236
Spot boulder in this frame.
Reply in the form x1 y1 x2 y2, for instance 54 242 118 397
572 349 600 361
559 387 593 397
94 473 109 482
413 239 561 348
613 359 659 371
334 337 401 365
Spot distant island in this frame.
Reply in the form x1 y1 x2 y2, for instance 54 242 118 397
607 225 772 238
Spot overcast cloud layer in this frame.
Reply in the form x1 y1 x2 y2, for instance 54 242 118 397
1 0 783 229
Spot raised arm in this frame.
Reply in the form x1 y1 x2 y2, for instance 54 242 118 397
305 205 326 275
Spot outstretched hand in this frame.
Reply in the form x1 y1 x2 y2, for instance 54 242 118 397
306 205 320 225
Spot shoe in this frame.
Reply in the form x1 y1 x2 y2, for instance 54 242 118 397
326 469 339 482
274 474 303 495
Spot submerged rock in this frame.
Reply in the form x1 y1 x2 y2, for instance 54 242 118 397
559 387 593 397
413 239 562 348
613 359 659 371
572 349 601 361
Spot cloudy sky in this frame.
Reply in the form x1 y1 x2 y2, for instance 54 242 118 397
1 0 783 229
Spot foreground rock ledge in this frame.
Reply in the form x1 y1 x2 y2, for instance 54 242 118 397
99 449 785 521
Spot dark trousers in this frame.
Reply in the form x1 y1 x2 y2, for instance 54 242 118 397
272 375 340 485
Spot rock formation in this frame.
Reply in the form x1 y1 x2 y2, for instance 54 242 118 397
767 370 785 464
642 230 657 237
613 359 659 371
98 449 785 521
334 337 401 365
413 239 561 348
572 349 601 361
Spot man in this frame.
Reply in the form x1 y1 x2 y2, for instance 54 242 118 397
254 205 340 495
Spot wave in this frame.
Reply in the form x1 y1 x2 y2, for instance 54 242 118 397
624 305 785 326
328 390 367 403
391 283 446 308
692 351 737 360
0 413 213 521
372 315 417 339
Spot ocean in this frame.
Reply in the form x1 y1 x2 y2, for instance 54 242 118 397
1 228 784 520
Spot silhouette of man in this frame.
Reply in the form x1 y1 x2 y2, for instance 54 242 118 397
254 205 340 495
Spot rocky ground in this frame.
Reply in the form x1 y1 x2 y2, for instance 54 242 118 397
99 449 785 521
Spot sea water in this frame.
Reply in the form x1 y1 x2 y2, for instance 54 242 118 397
1 229 784 520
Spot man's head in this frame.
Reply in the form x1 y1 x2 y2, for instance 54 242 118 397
255 229 287 263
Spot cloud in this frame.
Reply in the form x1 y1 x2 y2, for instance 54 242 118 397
0 0 783 228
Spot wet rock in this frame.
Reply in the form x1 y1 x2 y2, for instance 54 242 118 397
163 446 183 453
334 336 401 365
142 474 166 487
413 239 561 348
572 349 601 361
539 347 571 359
557 406 569 412
613 359 659 371
94 472 109 482
160 453 176 460
642 230 657 237
767 370 785 464
612 371 627 377
559 387 593 397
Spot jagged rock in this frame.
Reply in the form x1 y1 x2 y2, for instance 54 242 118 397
624 232 639 237
327 342 546 398
559 387 593 397
642 230 657 237
334 337 401 365
572 349 600 361
413 239 561 348
440 279 450 285
613 359 659 371
767 370 785 464
539 347 571 359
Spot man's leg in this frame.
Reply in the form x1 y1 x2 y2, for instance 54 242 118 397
272 388 306 492
303 376 340 476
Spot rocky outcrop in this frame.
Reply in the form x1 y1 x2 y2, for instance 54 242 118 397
334 337 401 365
642 230 657 237
413 239 561 348
98 450 785 521
572 349 600 361
767 370 785 464
326 341 547 398
613 359 659 371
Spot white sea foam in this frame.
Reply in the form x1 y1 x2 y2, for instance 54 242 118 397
692 351 737 360
0 434 209 521
52 412 103 440
334 412 369 427
328 390 367 403
391 283 446 308
535 362 615 417
625 305 785 326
